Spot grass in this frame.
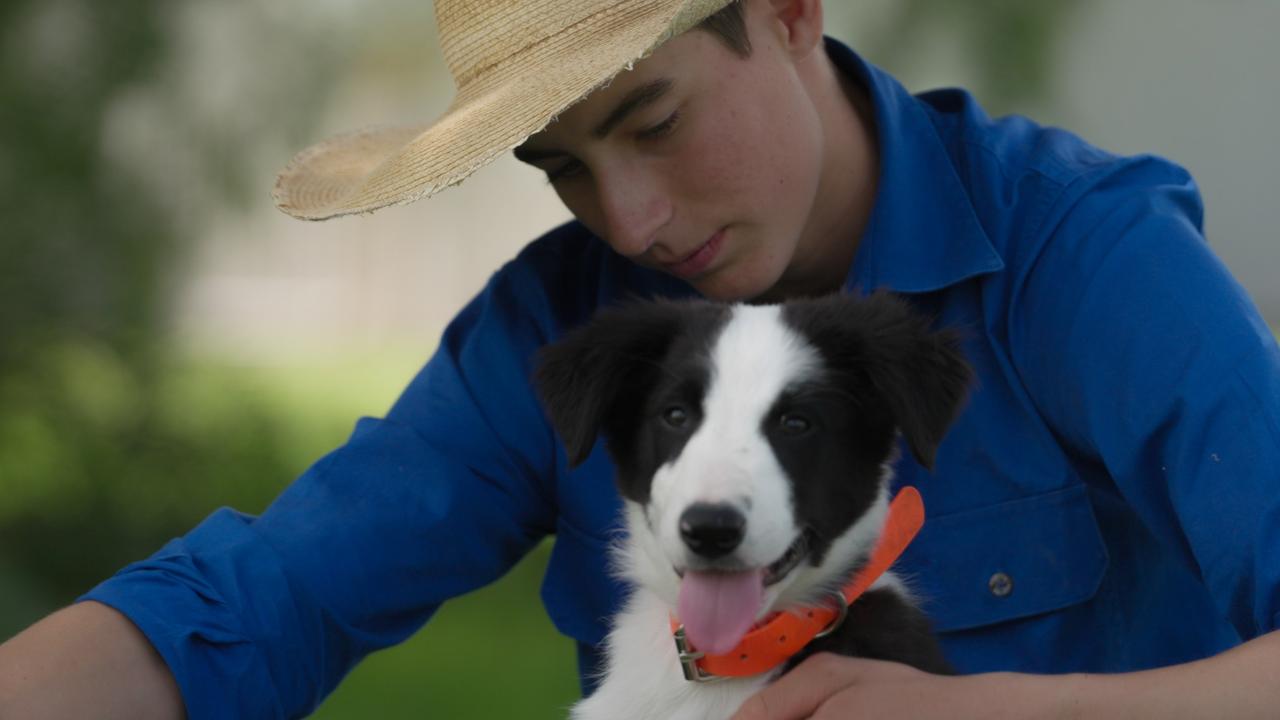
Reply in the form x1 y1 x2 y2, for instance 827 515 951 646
310 540 581 719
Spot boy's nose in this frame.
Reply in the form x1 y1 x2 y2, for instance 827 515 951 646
679 503 746 559
596 168 670 257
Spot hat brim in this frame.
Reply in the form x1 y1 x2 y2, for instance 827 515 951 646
273 0 725 221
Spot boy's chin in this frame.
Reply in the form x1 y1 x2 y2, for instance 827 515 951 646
687 268 787 304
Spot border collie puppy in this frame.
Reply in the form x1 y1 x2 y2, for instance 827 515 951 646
535 292 971 720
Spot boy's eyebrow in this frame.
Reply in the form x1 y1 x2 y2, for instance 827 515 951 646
512 78 674 164
591 78 674 139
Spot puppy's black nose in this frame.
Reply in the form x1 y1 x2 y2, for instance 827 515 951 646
680 503 746 559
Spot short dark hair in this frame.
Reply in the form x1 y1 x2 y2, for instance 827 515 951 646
697 1 751 57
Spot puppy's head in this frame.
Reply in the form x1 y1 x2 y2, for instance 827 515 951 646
535 293 970 654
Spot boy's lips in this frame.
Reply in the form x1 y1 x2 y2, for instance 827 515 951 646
662 228 726 279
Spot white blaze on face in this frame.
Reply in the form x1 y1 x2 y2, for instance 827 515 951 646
648 304 821 573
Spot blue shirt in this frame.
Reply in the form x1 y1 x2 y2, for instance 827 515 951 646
82 39 1280 719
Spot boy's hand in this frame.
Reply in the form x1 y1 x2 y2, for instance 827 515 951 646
730 653 974 720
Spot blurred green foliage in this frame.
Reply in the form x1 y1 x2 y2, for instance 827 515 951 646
0 347 294 613
2 0 196 606
858 0 1087 112
0 0 168 370
0 0 338 607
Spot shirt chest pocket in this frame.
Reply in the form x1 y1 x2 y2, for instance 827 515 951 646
902 484 1110 633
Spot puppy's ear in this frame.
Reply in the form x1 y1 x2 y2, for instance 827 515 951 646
867 315 972 471
534 302 685 467
785 292 973 470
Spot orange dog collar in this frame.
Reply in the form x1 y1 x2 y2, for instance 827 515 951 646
670 486 926 682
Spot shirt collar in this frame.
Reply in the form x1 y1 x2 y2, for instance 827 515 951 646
826 38 1005 295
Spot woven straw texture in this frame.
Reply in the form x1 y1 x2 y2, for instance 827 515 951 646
273 0 733 221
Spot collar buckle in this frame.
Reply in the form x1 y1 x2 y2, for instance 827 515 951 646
672 625 722 683
812 589 850 639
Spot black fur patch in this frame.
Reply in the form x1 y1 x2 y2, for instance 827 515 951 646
534 300 730 504
780 292 972 470
763 292 972 568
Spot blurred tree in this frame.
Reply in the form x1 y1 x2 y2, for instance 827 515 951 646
0 0 168 369
0 0 348 625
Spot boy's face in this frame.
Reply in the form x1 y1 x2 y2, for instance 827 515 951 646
515 5 829 302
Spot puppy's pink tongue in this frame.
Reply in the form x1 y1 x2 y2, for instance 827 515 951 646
677 568 765 655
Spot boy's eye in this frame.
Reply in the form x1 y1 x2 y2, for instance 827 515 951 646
637 111 680 140
546 158 585 183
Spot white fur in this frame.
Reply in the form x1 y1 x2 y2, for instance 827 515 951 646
573 306 908 720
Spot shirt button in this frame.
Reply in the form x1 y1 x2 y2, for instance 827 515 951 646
988 572 1014 598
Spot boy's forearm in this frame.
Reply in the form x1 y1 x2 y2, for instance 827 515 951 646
734 630 1280 719
1049 629 1280 719
0 601 186 720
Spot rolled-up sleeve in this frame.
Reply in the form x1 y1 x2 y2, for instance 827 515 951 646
80 258 562 719
1012 156 1280 641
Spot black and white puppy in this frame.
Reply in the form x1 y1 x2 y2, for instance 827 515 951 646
536 292 971 720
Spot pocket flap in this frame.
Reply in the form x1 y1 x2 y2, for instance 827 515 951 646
904 484 1109 633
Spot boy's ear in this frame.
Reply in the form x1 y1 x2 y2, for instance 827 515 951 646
765 0 824 59
533 302 685 467
784 292 973 470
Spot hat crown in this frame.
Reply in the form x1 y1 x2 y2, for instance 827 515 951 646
436 0 628 89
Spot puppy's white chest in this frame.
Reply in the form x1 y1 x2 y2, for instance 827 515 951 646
570 590 775 720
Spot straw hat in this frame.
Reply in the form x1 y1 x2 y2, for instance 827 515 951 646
273 0 736 221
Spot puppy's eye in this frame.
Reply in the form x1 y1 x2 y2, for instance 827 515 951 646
661 406 690 428
779 413 811 435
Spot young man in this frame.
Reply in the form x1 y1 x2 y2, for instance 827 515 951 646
4 0 1280 718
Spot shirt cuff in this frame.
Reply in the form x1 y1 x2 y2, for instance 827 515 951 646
79 509 286 720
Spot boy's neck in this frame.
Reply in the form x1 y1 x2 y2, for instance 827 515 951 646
760 48 879 303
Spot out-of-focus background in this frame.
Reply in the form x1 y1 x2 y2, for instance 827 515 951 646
1 0 1276 717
